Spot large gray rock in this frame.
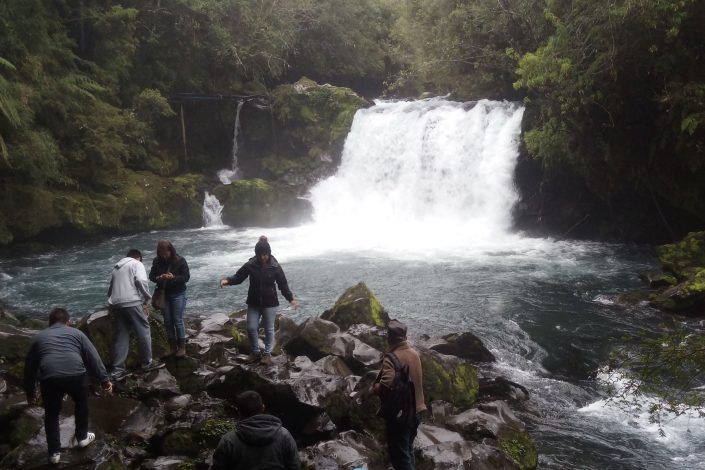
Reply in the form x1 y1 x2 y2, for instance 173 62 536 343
120 402 166 444
415 440 517 470
136 367 180 398
300 430 385 469
430 332 496 363
446 401 537 469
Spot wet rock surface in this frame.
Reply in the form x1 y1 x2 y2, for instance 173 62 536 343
0 285 537 469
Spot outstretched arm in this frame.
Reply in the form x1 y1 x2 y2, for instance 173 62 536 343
222 264 249 287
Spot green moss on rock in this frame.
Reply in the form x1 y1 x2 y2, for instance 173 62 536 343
499 430 538 470
0 170 205 247
321 282 390 330
213 178 311 227
419 349 479 409
656 231 705 279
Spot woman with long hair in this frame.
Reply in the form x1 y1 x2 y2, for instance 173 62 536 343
149 239 190 357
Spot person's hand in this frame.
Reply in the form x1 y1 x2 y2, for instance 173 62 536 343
290 299 298 310
102 381 113 394
163 272 175 280
143 304 151 316
219 279 229 288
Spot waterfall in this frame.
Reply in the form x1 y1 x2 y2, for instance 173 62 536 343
218 100 245 185
308 98 525 250
202 192 225 228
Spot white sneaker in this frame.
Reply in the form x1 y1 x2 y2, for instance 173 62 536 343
48 453 60 464
76 432 95 448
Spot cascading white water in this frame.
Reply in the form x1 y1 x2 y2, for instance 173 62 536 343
202 191 225 228
308 98 525 252
218 100 245 184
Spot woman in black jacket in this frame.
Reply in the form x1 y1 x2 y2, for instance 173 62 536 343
149 239 190 357
220 236 296 365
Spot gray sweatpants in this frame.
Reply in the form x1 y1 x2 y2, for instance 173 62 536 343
111 305 153 374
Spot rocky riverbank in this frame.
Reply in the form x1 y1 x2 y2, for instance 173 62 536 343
0 283 537 469
618 231 705 314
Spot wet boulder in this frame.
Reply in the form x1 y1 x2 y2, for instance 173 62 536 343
321 282 390 330
300 411 338 445
0 324 36 361
208 354 359 436
428 400 460 426
141 455 195 469
478 377 530 404
430 332 496 363
284 317 353 360
419 347 479 409
446 401 537 469
120 402 166 444
347 323 388 351
415 440 517 470
136 367 180 398
650 272 705 312
638 270 678 289
300 430 384 469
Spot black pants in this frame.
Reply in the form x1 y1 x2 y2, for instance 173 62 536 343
386 412 423 470
40 374 89 455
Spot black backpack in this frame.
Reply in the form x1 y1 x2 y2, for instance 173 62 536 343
379 352 416 426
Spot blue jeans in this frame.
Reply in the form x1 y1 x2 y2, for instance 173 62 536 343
247 306 277 354
163 292 187 341
386 411 422 470
112 305 153 374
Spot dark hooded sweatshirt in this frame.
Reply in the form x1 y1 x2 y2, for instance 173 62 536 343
226 255 293 308
211 414 299 470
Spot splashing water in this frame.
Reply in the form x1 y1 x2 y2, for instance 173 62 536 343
202 192 225 228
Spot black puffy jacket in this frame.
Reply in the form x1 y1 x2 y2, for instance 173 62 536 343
211 414 299 470
149 255 190 296
226 255 293 308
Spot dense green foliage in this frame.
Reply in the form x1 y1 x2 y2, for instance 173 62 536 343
0 0 396 191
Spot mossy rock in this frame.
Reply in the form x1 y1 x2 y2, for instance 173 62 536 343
0 170 206 246
161 428 200 457
650 270 705 312
77 310 170 369
499 430 538 470
213 178 312 227
638 270 678 289
197 418 235 447
321 282 390 331
419 348 479 410
656 231 705 279
239 78 369 185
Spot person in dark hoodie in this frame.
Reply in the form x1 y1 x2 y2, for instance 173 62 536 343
219 236 296 365
149 239 190 357
108 248 164 380
211 390 299 470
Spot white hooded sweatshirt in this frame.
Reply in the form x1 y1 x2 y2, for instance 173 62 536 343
108 257 152 307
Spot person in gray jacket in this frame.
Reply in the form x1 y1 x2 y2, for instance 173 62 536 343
211 390 299 470
108 248 163 380
24 308 113 465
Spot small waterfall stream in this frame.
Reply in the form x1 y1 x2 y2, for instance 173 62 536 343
202 191 225 228
218 100 244 185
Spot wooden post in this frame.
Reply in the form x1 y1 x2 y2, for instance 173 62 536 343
180 104 188 171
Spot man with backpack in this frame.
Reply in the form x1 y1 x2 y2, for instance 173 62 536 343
373 319 426 470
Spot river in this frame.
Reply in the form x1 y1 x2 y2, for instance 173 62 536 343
1 98 703 468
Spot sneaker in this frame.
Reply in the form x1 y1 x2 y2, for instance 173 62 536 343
260 353 272 366
48 453 60 465
111 370 130 382
76 432 95 448
245 352 261 364
141 361 166 373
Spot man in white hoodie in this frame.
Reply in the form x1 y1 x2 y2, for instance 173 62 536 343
108 249 163 380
